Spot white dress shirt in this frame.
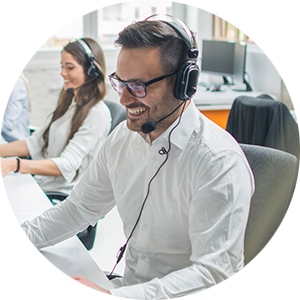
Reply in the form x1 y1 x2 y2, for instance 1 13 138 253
21 101 254 299
25 99 111 194
1 76 30 142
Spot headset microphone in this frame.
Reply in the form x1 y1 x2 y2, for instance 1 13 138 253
141 101 185 134
66 75 98 94
108 15 198 279
141 120 156 134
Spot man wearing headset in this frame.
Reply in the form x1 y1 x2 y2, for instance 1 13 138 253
21 15 254 299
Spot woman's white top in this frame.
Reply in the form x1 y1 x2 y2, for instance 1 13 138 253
26 99 111 194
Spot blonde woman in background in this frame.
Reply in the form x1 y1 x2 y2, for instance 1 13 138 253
0 31 29 142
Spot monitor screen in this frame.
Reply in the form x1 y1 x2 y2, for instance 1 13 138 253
201 40 246 83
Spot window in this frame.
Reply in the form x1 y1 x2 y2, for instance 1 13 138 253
98 0 172 47
16 0 175 50
19 0 83 50
214 0 282 45
151 7 157 15
102 3 123 21
135 7 140 19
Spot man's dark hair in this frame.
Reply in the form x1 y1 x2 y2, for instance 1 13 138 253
115 20 197 73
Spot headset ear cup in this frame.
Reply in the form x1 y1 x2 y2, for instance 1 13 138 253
174 61 200 101
87 64 100 78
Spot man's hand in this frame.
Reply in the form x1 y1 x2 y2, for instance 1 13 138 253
45 276 113 300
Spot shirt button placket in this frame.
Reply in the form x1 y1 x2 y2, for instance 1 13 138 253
136 223 148 252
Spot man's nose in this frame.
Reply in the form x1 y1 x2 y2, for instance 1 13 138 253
119 86 135 107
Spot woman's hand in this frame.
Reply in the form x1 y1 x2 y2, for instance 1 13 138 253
45 276 113 300
1 157 17 176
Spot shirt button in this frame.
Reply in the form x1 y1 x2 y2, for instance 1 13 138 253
152 156 157 161
141 254 146 259
142 224 148 230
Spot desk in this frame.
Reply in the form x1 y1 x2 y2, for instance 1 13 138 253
193 89 269 129
3 172 113 290
4 173 51 211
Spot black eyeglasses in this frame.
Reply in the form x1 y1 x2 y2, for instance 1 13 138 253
108 70 177 98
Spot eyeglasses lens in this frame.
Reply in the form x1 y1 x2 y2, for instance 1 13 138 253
110 77 122 93
110 77 146 98
127 83 145 97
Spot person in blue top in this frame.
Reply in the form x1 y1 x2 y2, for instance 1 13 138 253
0 31 29 142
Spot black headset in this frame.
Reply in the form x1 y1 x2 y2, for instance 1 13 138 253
146 14 200 101
108 16 199 279
76 39 102 78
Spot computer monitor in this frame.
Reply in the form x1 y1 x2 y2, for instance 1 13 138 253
201 40 251 90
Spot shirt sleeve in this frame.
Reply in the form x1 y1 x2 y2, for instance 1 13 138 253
110 150 254 299
51 104 111 183
21 200 93 249
0 74 29 132
21 136 115 249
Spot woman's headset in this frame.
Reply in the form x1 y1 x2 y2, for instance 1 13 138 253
76 39 102 79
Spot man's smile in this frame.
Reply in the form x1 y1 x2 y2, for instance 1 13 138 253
127 107 147 118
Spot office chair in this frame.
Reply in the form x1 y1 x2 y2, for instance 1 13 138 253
46 100 127 250
226 95 300 241
240 144 298 265
45 191 98 250
17 50 25 67
103 100 127 133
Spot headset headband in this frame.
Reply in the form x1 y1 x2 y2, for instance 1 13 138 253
75 38 103 78
145 14 199 59
76 39 95 61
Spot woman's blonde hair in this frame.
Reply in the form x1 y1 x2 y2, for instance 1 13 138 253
0 30 29 94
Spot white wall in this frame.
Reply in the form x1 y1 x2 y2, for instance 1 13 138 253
281 0 300 109
245 43 282 99
23 47 120 128
197 8 214 44
23 49 62 127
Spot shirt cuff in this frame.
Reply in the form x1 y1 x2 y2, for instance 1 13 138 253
51 157 76 183
0 230 28 257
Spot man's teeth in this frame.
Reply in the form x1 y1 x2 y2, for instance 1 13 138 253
128 107 146 115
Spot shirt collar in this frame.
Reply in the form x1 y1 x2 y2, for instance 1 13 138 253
140 100 199 150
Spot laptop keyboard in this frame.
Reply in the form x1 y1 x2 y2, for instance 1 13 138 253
0 265 56 300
